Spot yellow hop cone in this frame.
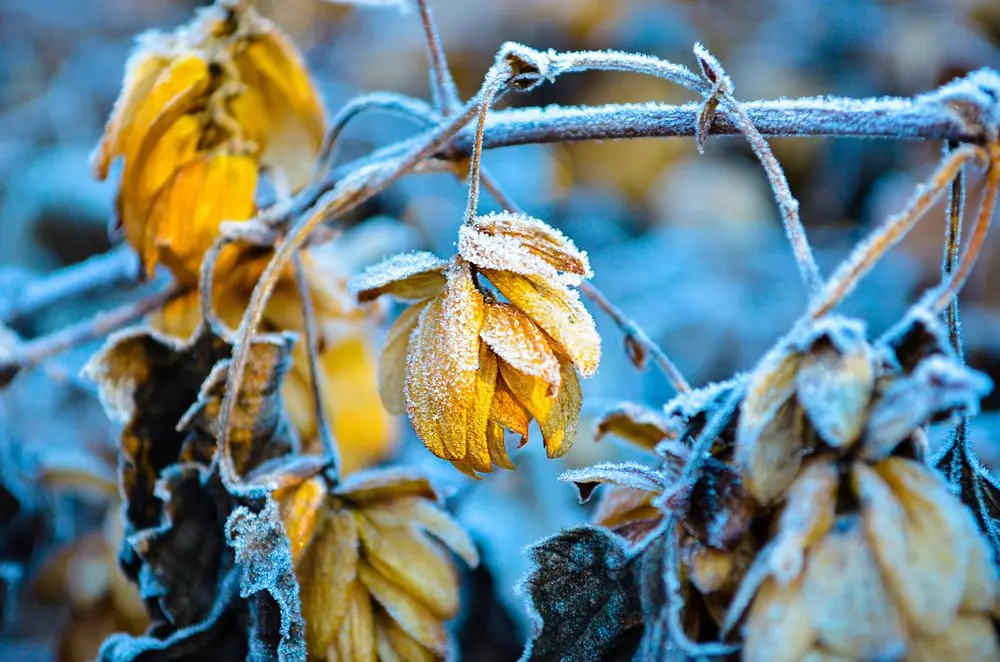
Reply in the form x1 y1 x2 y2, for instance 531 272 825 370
274 468 478 661
740 455 1000 662
92 0 327 280
151 249 396 474
350 212 601 476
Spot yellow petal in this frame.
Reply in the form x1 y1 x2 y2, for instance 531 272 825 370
459 211 591 279
376 616 437 662
118 52 211 172
770 457 838 584
91 33 174 179
498 357 582 459
298 509 359 659
404 259 485 462
361 497 479 568
350 252 447 303
275 476 327 564
481 269 600 377
743 578 816 662
379 301 430 415
332 580 377 662
357 561 449 655
463 343 497 474
490 375 531 443
152 152 258 284
356 515 459 619
802 515 907 660
910 614 1000 662
856 458 972 634
335 467 437 505
481 300 561 389
486 421 515 471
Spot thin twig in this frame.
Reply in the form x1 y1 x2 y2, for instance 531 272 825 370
316 92 437 177
291 254 340 481
415 0 460 113
925 143 1000 313
693 44 820 293
807 145 983 320
463 64 511 224
578 282 691 394
199 236 232 331
0 245 139 324
1 283 183 378
943 144 967 358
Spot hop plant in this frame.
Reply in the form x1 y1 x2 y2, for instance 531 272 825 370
351 211 601 476
274 468 478 660
91 0 326 282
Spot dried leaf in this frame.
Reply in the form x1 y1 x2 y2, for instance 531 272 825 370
520 526 642 661
593 402 673 451
559 462 667 503
350 252 447 302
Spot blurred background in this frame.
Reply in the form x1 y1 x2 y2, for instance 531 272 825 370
1 0 999 659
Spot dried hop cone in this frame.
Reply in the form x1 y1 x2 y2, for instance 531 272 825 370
350 212 601 476
274 468 479 661
728 315 1000 661
92 0 326 282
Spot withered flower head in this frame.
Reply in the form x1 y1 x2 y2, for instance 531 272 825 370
735 315 991 505
92 0 326 281
273 467 479 660
740 456 1000 662
350 212 601 476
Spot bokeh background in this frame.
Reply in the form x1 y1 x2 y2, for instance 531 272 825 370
2 0 999 659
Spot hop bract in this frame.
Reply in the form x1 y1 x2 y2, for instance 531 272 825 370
91 0 326 282
275 468 478 660
351 212 601 476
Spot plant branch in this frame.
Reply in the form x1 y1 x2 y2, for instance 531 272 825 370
292 254 340 481
415 0 460 113
577 281 691 394
0 245 139 324
693 44 820 293
943 144 967 359
807 145 983 320
0 283 183 383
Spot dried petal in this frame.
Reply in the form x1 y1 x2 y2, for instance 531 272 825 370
350 252 447 302
910 614 1000 662
802 515 907 660
357 561 448 654
275 476 327 564
593 402 673 450
404 260 485 463
361 497 479 568
481 300 561 388
376 616 436 662
770 457 838 584
795 337 874 449
356 516 459 619
378 301 430 415
592 486 660 531
482 269 600 377
463 343 497 474
499 357 582 459
743 578 815 662
459 211 591 281
331 580 377 662
335 468 437 506
490 376 531 444
298 510 359 659
856 458 972 634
